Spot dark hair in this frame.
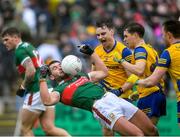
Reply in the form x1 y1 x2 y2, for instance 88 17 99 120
1 27 21 38
96 18 114 29
48 60 61 67
124 22 145 38
163 20 180 38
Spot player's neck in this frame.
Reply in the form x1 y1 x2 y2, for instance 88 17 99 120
104 39 115 50
16 40 23 49
135 39 145 47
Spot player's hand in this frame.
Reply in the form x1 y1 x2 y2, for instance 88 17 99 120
113 52 125 63
128 91 139 101
109 87 123 97
126 74 139 84
128 85 139 101
40 65 49 79
78 44 94 55
16 85 27 97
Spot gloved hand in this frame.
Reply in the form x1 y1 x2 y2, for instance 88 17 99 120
40 65 49 79
128 91 139 101
126 74 139 84
128 85 139 101
113 52 125 63
109 87 123 96
16 85 27 97
78 44 94 55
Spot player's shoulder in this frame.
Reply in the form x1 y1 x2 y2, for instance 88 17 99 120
115 41 127 52
116 41 126 48
95 44 103 51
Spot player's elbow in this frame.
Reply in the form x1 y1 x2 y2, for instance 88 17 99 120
26 69 36 78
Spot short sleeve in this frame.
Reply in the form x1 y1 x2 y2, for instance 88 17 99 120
158 50 171 68
134 47 147 61
122 47 132 63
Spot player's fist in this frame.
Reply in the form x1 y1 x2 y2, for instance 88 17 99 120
16 85 27 97
113 52 125 63
126 74 139 84
128 91 139 101
128 85 139 101
78 44 94 55
40 65 49 79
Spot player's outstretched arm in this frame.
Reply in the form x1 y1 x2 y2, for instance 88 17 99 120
137 67 166 87
78 44 108 82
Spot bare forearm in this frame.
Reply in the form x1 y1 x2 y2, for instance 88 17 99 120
90 53 108 73
137 79 156 88
22 58 36 87
121 61 144 76
22 73 35 87
39 80 51 105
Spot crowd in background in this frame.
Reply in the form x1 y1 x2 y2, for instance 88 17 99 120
0 0 179 99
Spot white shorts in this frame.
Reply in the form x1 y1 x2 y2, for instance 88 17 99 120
22 88 54 113
92 92 138 130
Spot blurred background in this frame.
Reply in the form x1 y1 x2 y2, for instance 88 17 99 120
0 0 179 136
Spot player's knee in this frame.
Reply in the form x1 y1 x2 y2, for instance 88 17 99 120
41 122 55 135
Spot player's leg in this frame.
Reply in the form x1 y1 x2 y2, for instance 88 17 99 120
40 107 71 136
137 91 166 126
20 108 40 136
113 116 144 136
177 101 180 127
151 116 159 125
129 109 159 136
93 92 144 136
102 127 114 136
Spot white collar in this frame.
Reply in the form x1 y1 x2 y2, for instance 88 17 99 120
16 41 23 49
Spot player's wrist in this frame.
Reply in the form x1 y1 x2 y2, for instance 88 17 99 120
119 59 125 63
39 78 46 82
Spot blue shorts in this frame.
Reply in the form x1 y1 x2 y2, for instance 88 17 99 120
177 101 180 123
137 91 166 117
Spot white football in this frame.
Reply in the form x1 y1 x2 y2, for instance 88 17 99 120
61 55 82 75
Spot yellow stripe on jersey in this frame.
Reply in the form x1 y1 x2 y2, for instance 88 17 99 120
135 52 146 58
158 58 167 64
125 55 132 62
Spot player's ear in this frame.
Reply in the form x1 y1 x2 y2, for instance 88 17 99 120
110 28 114 35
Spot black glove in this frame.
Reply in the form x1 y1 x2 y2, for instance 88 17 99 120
16 86 27 97
109 88 123 96
40 65 49 79
78 44 94 55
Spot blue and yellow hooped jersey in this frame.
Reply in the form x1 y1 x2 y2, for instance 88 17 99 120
134 43 164 98
95 40 133 98
157 42 180 102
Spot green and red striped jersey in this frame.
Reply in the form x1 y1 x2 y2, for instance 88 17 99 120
15 42 42 93
54 72 105 112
